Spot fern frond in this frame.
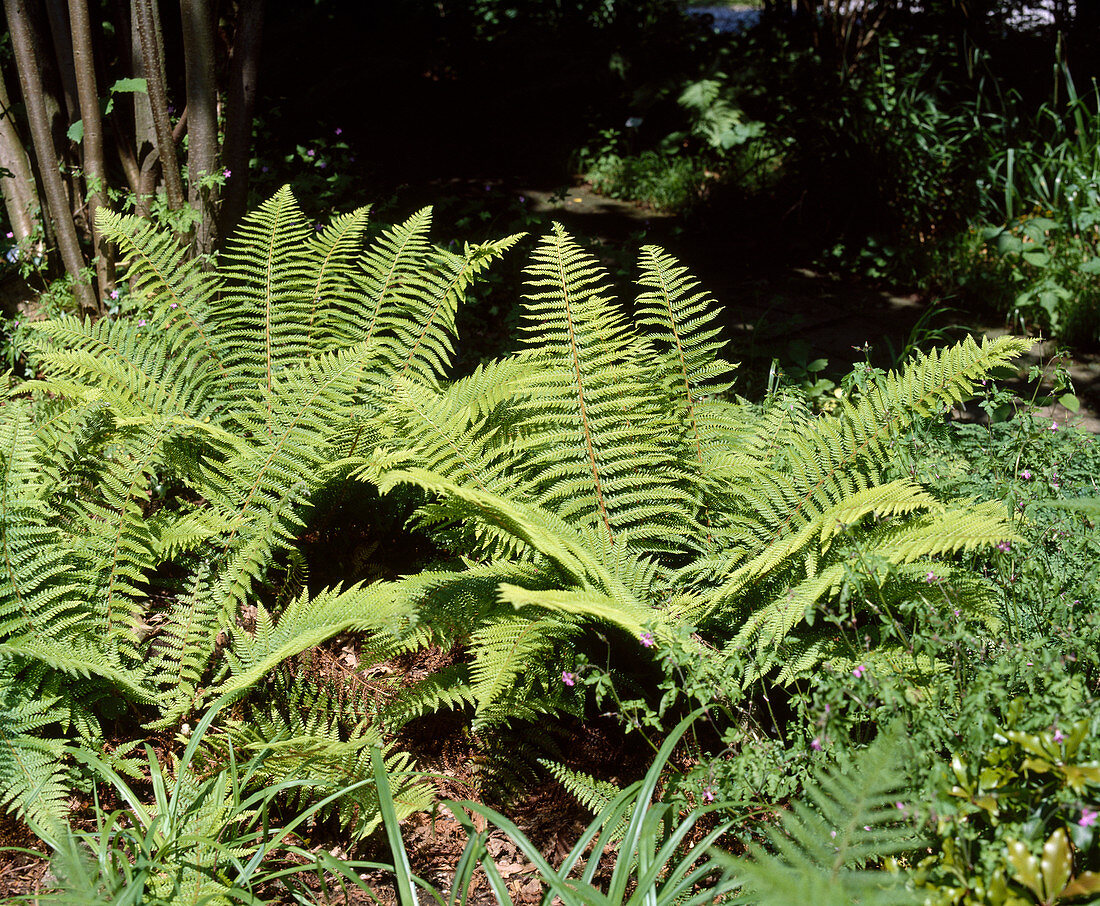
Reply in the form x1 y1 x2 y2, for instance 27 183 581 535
736 723 921 905
216 581 417 705
634 244 736 465
515 226 696 551
0 663 71 837
216 185 316 410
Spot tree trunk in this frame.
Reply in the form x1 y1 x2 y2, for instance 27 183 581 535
220 0 264 239
43 0 80 126
180 0 218 254
0 66 41 242
69 0 110 307
4 0 97 314
133 0 184 211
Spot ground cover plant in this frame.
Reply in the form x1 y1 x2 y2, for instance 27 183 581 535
1 182 1087 905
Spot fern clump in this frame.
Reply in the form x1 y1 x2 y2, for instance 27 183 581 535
0 186 1030 850
365 222 1028 705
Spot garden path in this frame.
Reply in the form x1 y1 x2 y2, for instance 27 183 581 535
521 181 1100 433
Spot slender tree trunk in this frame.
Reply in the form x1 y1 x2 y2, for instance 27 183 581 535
134 0 184 211
69 0 110 307
220 0 264 239
5 0 97 313
43 0 80 125
180 0 218 253
0 67 41 242
41 0 86 237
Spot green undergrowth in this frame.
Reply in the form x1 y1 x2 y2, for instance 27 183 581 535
1 187 1095 905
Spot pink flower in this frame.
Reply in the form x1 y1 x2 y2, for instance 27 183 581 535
170 303 178 309
335 127 343 135
639 631 654 648
561 671 576 687
811 738 822 751
307 148 316 157
925 571 937 583
1050 421 1059 431
4 232 12 239
222 168 232 178
1020 469 1032 480
1053 727 1065 744
702 787 715 802
1080 808 1098 827
109 289 119 300
996 541 1011 552
852 665 865 679
137 319 146 327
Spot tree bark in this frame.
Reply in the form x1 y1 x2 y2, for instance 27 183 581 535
133 0 184 211
220 0 264 239
0 66 41 242
69 0 110 307
43 0 80 125
180 0 218 254
4 0 97 314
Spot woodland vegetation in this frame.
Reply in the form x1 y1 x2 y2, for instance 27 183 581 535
0 1 1098 904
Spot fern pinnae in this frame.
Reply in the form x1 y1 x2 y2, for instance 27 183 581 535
634 244 734 466
523 225 622 543
304 204 372 352
357 206 435 348
96 208 225 375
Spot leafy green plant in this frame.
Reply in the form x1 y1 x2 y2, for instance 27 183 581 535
732 722 921 905
32 695 395 906
915 705 1100 906
364 227 1027 702
375 710 739 906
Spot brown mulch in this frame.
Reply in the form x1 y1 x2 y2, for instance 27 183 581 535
0 811 50 902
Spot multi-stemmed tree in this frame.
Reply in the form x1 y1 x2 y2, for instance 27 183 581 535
0 0 264 311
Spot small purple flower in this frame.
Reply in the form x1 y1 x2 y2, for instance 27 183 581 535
318 161 327 169
702 787 715 802
4 232 12 239
640 631 654 648
1080 808 1098 827
925 571 937 583
12 320 18 327
109 289 119 300
1050 421 1059 431
518 195 526 203
137 319 146 327
1053 727 1066 744
334 127 343 136
170 303 178 309
306 148 316 157
561 671 576 687
262 165 270 173
1020 469 1033 481
852 665 865 679
811 738 822 751
223 168 232 178
996 541 1012 553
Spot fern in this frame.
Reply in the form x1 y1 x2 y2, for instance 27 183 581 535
734 723 922 905
0 189 519 832
369 226 1026 699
